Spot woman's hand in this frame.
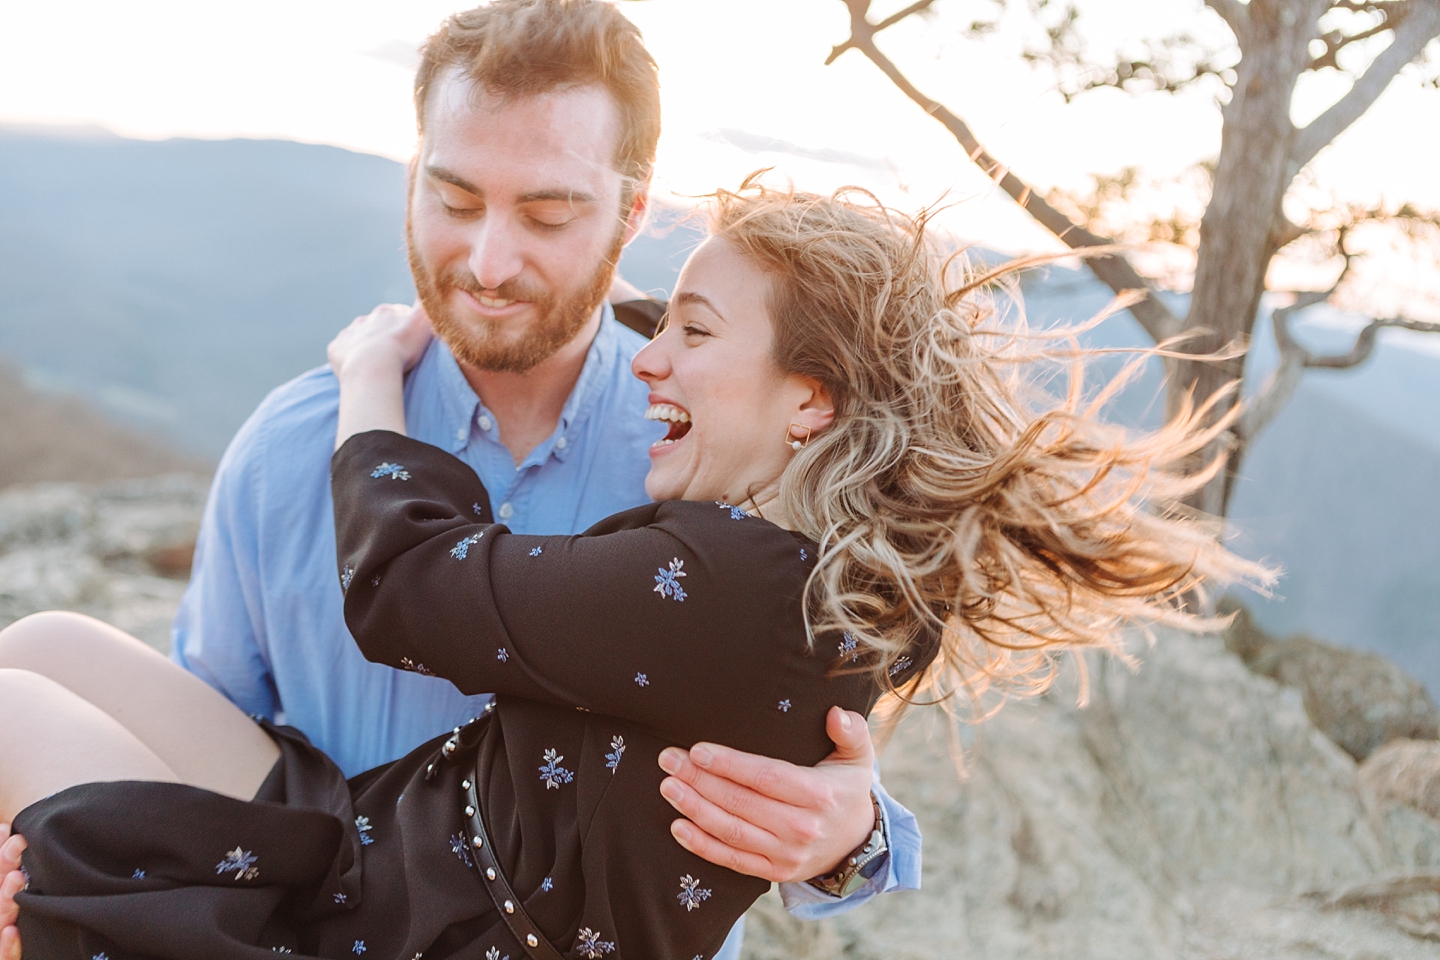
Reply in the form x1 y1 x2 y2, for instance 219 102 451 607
331 303 434 450
0 824 26 960
327 302 433 381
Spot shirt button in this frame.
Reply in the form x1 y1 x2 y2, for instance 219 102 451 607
556 436 568 450
478 415 494 432
455 428 467 442
498 502 514 520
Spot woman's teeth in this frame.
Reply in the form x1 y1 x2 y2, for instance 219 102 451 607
478 294 515 309
644 403 691 424
645 403 692 446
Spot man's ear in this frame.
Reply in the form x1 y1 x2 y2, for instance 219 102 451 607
621 177 652 248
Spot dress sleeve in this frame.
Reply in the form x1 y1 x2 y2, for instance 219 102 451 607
331 431 868 764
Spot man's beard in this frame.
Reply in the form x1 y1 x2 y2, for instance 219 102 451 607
408 217 624 375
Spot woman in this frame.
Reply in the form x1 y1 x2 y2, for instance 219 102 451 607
0 182 1264 960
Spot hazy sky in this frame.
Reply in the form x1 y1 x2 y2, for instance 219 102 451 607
1 0 1436 253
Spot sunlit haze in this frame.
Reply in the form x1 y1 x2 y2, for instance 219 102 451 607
1 0 1436 255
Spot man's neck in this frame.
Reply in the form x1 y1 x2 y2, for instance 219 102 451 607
457 305 604 465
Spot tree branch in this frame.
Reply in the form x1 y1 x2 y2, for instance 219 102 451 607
825 0 939 66
1204 0 1250 40
1242 290 1440 441
1291 0 1440 172
828 0 1183 342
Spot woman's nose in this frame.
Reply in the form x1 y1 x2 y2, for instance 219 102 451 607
631 333 671 384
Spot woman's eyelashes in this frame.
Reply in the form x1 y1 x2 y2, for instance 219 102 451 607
681 323 712 340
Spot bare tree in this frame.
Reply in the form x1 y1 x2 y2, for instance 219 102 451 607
827 0 1440 515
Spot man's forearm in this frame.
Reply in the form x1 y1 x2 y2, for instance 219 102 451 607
778 780 922 919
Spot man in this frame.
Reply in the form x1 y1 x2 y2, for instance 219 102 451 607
168 2 919 956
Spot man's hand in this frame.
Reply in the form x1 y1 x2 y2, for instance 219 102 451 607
0 823 26 960
657 706 877 884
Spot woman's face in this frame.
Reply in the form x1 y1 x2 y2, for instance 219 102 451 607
631 238 832 506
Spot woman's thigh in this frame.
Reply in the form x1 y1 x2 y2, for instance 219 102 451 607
0 668 180 822
0 612 278 801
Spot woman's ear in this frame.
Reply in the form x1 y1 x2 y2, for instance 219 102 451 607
793 377 835 435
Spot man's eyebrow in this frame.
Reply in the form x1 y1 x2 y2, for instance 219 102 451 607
425 165 481 195
672 291 727 323
517 188 598 204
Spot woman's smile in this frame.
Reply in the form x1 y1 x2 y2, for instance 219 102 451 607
644 400 692 452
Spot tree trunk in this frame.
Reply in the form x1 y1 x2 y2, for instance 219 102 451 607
1173 0 1326 516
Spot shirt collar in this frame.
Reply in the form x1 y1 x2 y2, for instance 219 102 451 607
424 302 623 462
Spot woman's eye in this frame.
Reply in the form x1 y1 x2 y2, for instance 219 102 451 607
682 324 710 338
530 218 571 232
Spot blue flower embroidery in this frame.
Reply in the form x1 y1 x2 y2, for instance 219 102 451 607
355 816 374 846
539 749 574 789
215 847 259 880
399 657 434 676
634 673 649 687
605 735 625 773
352 941 366 955
333 892 347 904
839 633 858 662
473 502 484 516
677 874 713 911
778 699 791 713
497 647 509 662
91 954 109 960
888 656 914 677
529 546 543 557
449 833 473 867
800 547 809 561
132 868 146 879
485 948 510 960
451 532 483 560
372 573 382 587
653 558 688 601
371 462 410 480
715 501 747 521
340 565 354 592
541 876 554 892
575 928 615 958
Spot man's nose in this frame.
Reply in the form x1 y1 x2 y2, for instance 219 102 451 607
468 217 525 292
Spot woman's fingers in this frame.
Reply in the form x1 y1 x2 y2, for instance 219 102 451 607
0 922 20 960
0 836 23 875
0 870 23 927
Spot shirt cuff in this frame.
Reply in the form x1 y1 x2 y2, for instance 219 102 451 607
776 777 923 919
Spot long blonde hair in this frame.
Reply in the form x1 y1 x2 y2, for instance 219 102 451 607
709 178 1271 714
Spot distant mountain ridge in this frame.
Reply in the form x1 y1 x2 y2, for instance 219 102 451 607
1 126 1436 694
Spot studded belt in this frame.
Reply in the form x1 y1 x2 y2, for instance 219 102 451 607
448 704 566 960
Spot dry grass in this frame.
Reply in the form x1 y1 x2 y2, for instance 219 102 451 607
0 360 210 488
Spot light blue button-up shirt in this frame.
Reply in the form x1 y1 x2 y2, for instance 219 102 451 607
171 307 920 954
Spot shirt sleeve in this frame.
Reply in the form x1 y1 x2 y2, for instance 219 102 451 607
170 418 280 720
332 430 869 765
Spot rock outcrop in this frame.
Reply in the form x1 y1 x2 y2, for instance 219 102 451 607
0 474 207 650
2 478 1440 958
1222 600 1440 761
743 637 1440 959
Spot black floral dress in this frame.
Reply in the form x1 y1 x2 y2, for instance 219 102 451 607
14 431 934 960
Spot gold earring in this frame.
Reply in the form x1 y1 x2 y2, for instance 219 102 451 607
785 423 811 452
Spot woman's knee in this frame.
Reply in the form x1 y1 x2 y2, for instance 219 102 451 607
0 612 139 676
0 667 74 724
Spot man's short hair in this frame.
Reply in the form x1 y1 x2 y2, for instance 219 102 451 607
415 0 662 184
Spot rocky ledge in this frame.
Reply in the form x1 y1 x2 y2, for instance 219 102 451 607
2 477 1439 958
0 474 207 650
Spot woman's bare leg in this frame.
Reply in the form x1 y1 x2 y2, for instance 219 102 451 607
0 612 279 802
0 668 182 823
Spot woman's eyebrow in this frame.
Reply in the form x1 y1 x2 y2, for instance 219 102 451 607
672 291 727 323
